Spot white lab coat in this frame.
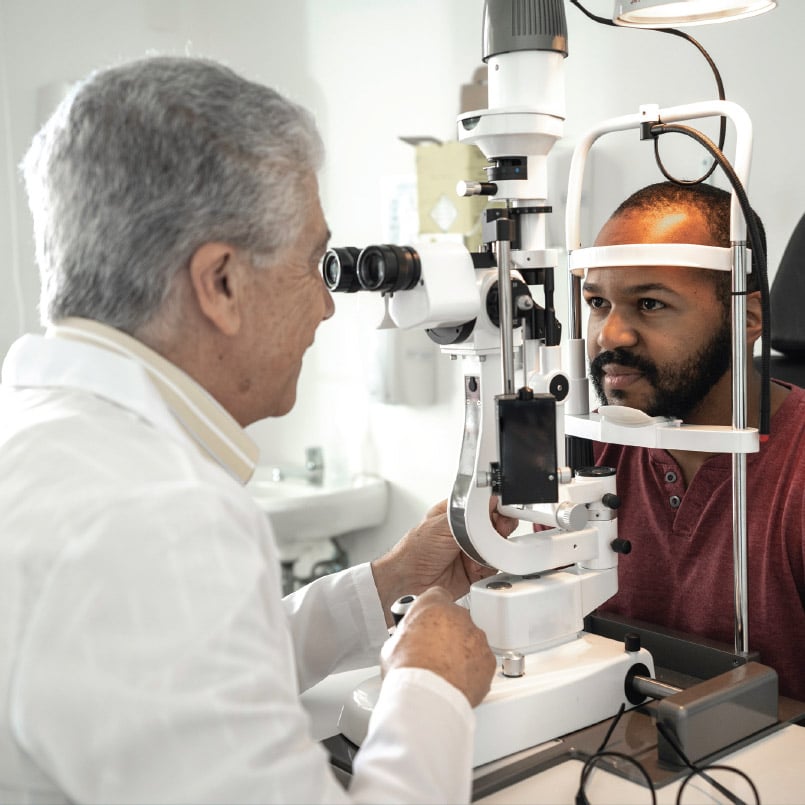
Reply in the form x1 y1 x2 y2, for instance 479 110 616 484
0 334 475 804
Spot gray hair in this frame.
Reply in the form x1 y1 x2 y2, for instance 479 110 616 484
21 56 324 332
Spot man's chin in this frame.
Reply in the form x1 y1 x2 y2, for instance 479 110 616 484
596 388 629 407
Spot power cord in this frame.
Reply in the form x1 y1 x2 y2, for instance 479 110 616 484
568 0 727 185
645 121 771 437
656 721 760 805
576 704 657 805
575 704 761 804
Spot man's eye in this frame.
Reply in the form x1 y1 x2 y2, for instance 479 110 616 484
585 296 607 310
639 298 666 311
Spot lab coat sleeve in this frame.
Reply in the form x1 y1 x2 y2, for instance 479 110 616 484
282 562 390 693
350 667 476 804
10 482 474 804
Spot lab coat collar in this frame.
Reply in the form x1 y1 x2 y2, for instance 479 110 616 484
20 317 258 484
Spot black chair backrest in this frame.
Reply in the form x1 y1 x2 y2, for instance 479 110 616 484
771 213 805 358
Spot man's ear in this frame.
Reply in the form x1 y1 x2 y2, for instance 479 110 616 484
187 242 244 336
746 290 763 347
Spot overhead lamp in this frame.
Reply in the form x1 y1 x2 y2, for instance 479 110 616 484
613 0 777 27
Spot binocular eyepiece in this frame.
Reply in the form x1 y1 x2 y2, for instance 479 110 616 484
321 245 421 294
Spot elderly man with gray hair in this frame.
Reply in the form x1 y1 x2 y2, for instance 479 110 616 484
0 57 515 803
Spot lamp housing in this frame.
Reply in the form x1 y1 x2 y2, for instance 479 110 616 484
613 0 776 28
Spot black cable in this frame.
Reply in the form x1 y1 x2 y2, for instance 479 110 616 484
567 0 616 27
651 29 726 185
677 764 760 805
576 704 657 805
577 750 657 805
596 702 625 752
649 122 771 437
568 0 727 184
576 703 761 804
656 722 760 805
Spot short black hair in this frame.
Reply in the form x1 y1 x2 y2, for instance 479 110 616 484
609 181 765 300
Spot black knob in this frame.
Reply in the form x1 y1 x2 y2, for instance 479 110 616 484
610 538 632 555
549 374 569 402
624 632 641 653
576 465 616 477
390 594 416 626
602 493 621 510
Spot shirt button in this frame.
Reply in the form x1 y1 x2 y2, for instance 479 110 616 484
669 495 682 509
665 471 677 483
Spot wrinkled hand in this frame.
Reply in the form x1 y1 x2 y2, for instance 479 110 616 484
371 496 518 625
380 586 496 707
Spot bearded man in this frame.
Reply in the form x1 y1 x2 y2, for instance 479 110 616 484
584 181 805 701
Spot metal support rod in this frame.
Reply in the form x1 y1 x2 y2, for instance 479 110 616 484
569 272 583 340
630 674 681 701
731 241 749 656
497 234 516 395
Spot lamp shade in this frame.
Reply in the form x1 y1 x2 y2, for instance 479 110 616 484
613 0 776 27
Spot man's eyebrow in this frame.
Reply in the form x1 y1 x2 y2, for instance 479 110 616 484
582 280 679 296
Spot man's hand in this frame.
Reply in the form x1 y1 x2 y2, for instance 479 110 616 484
371 497 518 626
380 587 496 707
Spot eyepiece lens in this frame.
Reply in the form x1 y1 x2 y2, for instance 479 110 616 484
321 247 361 292
357 245 421 293
360 250 386 291
322 253 340 287
323 245 421 294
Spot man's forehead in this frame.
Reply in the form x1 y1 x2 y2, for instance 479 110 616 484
594 207 714 248
584 267 675 289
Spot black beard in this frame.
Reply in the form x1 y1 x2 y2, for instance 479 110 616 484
589 315 732 421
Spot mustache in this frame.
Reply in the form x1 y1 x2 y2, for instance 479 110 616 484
589 348 659 384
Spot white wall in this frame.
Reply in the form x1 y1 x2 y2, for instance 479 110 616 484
2 1 803 565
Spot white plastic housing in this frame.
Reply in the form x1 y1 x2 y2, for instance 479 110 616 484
387 240 479 330
486 50 565 115
470 567 618 654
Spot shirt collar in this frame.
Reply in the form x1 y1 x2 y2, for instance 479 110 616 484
47 317 259 484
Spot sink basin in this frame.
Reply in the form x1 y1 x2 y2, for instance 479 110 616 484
247 471 388 559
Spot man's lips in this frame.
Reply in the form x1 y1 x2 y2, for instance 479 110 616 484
602 364 644 390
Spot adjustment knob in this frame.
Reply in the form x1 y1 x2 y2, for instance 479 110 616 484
610 538 632 555
456 180 498 197
602 493 621 510
501 651 525 678
390 594 416 626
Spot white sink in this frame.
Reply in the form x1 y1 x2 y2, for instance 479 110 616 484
247 470 388 559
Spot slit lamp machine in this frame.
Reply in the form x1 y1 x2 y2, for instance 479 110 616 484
320 0 781 774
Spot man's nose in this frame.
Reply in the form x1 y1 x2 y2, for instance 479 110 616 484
595 309 638 350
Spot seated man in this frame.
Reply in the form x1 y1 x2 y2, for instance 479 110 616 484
0 56 516 804
584 181 804 701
